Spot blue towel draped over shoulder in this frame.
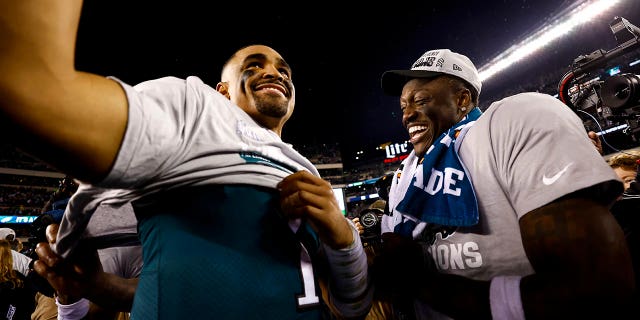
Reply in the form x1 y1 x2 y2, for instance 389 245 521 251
395 107 482 227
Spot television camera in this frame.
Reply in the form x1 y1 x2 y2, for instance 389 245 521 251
557 16 640 146
558 16 640 245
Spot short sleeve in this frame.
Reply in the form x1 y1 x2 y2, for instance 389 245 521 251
486 93 621 217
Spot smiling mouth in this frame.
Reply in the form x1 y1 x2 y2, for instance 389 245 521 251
257 86 286 97
409 126 429 144
255 82 288 97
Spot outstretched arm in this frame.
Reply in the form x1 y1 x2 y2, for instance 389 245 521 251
0 0 128 183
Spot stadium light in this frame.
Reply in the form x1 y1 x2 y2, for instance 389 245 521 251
478 0 623 82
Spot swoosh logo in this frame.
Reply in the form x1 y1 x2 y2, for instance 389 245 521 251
543 163 574 185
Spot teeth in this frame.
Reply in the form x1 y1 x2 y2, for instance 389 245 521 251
409 126 427 134
259 87 285 96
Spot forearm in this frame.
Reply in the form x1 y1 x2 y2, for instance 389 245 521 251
87 272 138 311
520 199 634 318
323 225 373 319
397 259 633 320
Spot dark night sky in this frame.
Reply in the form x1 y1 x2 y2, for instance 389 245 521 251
74 0 640 168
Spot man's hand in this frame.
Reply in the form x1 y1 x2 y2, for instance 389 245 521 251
588 131 603 155
32 224 103 304
351 217 365 235
278 170 354 249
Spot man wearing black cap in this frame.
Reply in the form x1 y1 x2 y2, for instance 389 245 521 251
373 48 634 319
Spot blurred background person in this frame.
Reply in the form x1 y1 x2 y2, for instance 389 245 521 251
607 150 640 194
607 149 640 306
0 239 38 320
0 228 32 277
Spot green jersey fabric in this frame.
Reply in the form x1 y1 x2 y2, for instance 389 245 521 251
131 185 332 320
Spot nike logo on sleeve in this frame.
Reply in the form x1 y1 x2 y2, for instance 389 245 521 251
542 163 574 185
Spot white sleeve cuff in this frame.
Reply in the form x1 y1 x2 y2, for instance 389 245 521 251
56 297 90 320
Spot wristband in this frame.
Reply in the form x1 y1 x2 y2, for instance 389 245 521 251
489 276 525 320
56 297 90 320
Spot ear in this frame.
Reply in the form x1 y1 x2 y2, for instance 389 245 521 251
216 82 231 100
457 88 471 110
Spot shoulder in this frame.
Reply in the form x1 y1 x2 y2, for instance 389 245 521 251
486 92 568 114
116 75 228 115
480 92 581 129
11 249 32 263
131 76 206 91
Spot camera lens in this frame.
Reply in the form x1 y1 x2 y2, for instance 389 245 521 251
602 73 640 109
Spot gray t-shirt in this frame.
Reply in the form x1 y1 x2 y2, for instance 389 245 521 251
55 76 319 258
88 202 142 278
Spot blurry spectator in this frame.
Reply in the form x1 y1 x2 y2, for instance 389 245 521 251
0 239 38 320
607 150 640 306
608 150 640 193
0 228 53 320
0 227 15 241
0 228 32 276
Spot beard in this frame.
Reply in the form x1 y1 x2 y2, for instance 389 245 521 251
254 94 289 118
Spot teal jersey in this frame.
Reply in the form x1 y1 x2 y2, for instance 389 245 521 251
130 185 332 320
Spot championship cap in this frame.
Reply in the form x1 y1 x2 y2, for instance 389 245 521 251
381 49 482 96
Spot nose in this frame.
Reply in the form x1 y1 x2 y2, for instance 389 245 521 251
263 64 285 81
402 105 418 126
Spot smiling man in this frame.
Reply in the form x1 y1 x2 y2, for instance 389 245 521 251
371 48 635 319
